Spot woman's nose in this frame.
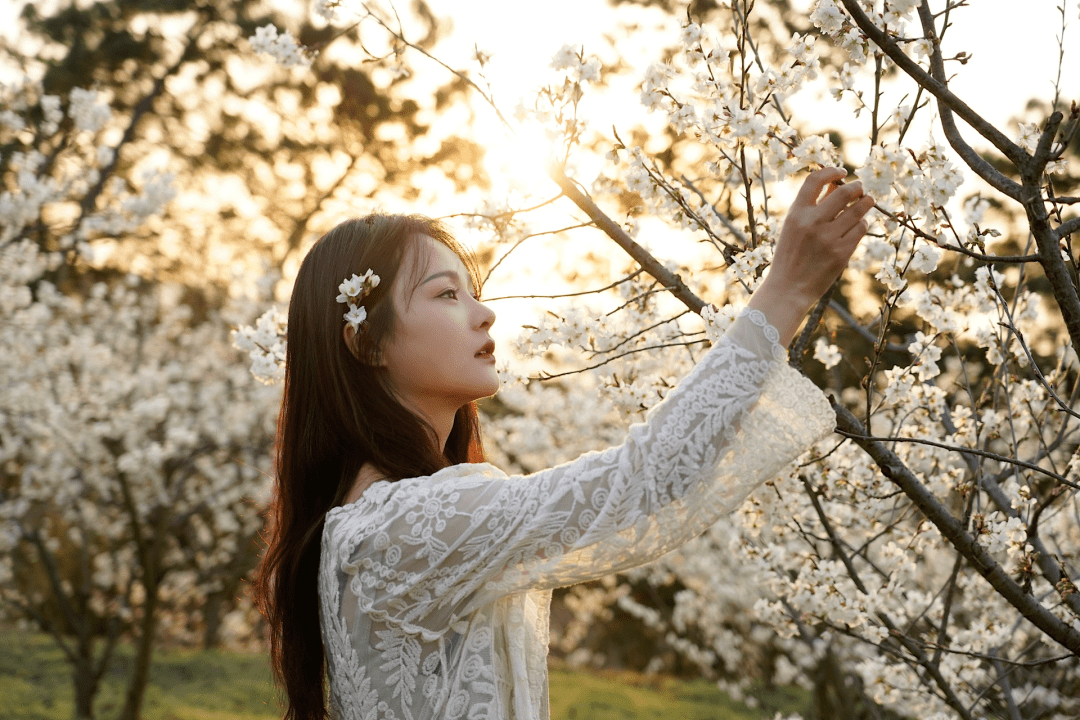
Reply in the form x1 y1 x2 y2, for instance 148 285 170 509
475 298 496 330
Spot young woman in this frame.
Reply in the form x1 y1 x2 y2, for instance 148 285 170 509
253 167 874 720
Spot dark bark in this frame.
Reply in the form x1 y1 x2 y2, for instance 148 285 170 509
118 580 162 720
117 513 167 720
113 459 170 720
547 164 707 315
202 589 225 651
1058 216 1080 239
554 167 1080 658
832 403 1080 656
73 648 97 720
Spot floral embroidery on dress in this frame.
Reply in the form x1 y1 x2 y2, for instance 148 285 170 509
319 309 834 720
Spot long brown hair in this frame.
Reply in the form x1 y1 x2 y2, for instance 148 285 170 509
252 214 486 720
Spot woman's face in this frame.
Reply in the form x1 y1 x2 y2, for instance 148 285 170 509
378 235 498 416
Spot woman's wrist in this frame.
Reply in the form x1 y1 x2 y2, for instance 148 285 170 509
745 276 817 348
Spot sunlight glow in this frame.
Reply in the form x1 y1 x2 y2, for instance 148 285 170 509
480 118 559 196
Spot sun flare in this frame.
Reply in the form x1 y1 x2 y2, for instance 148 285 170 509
479 118 558 196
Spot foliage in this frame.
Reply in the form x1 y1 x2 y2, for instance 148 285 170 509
4 0 1080 719
247 1 1080 718
0 0 497 717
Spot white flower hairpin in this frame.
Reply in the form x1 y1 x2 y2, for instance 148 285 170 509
336 269 381 332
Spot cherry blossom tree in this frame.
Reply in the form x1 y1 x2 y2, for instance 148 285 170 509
248 1 1080 718
1 0 499 716
0 70 283 720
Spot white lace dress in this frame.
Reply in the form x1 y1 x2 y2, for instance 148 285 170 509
318 309 835 720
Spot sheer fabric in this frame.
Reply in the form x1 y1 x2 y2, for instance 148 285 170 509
318 309 835 720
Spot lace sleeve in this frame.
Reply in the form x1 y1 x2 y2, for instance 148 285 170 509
328 309 834 639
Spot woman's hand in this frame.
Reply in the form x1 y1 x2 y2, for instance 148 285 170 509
747 166 874 347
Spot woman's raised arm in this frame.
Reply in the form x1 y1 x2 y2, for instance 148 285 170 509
323 168 873 635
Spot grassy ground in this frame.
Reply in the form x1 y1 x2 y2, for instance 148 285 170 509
0 631 808 720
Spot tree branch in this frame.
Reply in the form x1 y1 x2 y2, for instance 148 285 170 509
938 410 1080 620
549 166 1080 656
833 401 1080 655
800 477 974 719
548 163 706 314
835 431 1078 489
532 338 706 381
1057 216 1080 240
485 268 643 302
76 27 205 234
836 0 1023 198
789 283 836 371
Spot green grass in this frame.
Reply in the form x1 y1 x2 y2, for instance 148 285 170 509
0 632 280 720
0 631 808 719
548 662 808 720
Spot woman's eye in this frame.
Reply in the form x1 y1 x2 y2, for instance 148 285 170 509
439 288 458 300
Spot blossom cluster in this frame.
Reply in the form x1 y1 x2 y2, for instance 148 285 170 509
249 24 312 69
232 308 288 384
486 5 1080 717
336 269 381 332
0 84 280 654
0 82 176 256
549 44 602 85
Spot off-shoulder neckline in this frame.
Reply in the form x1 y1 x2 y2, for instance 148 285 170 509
326 461 504 516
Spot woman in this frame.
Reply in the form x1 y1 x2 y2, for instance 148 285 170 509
253 167 874 720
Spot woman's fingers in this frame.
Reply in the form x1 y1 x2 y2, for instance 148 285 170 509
816 180 867 220
795 166 847 208
827 194 876 238
836 215 870 256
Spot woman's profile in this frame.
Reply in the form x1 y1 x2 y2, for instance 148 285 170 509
252 166 874 720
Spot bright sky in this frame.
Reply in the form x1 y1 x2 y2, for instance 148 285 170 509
421 0 1076 153
2 0 1073 139
411 0 1078 287
3 0 1075 338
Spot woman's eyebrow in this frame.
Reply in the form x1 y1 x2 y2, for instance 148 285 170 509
420 270 459 287
420 269 475 294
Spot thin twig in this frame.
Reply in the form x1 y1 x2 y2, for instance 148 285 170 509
532 339 707 381
548 164 707 314
834 430 1077 489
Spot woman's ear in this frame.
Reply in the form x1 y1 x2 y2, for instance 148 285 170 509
343 323 383 365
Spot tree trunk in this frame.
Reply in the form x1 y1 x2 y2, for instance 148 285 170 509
72 644 97 720
118 576 161 720
812 649 873 720
201 589 224 651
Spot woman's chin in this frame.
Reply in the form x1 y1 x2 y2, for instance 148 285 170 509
478 373 501 400
480 379 501 399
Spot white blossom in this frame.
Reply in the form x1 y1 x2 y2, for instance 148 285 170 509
233 308 288 384
343 303 367 332
314 0 342 23
907 331 942 381
68 87 111 133
813 337 842 369
550 44 581 71
1017 122 1040 153
811 0 847 36
909 242 942 274
249 24 312 69
40 94 62 134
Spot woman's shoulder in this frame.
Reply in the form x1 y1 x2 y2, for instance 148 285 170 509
326 462 506 521
320 462 507 567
